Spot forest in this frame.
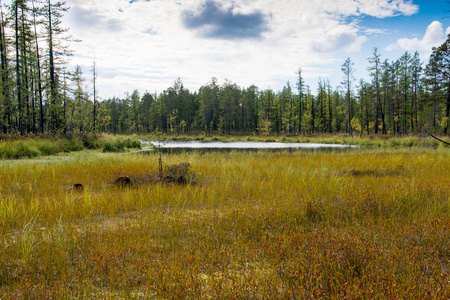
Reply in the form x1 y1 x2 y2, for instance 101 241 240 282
0 1 449 137
2 2 450 298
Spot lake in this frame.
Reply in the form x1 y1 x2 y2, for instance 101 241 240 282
141 140 357 152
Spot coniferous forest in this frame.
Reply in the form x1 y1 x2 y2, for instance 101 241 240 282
2 2 450 299
1 1 450 137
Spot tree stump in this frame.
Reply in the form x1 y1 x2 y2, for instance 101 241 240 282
114 176 132 187
71 183 84 191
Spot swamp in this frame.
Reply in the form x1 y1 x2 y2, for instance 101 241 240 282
0 135 449 298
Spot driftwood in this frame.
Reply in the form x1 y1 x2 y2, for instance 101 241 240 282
426 131 450 146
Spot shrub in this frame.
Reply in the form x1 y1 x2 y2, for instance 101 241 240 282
102 138 141 153
81 133 102 150
122 138 141 149
102 141 125 153
0 142 40 159
167 162 191 178
36 141 61 156
60 137 84 152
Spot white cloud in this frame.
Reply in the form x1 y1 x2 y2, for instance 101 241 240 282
386 21 449 52
61 0 420 98
321 0 418 18
310 23 368 53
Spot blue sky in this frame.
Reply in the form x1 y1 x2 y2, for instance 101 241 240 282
60 0 450 99
309 0 449 92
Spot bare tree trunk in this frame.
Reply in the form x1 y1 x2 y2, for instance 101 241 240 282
445 83 450 135
93 61 97 132
0 0 9 133
15 0 23 134
32 0 45 133
48 0 58 134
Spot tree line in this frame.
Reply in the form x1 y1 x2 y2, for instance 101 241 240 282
0 0 75 135
95 40 450 136
0 0 449 136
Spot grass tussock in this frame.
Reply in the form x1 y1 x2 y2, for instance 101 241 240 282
0 147 449 298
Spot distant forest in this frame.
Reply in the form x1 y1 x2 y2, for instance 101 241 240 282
1 1 449 136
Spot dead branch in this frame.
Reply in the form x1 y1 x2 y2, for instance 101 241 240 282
426 131 450 146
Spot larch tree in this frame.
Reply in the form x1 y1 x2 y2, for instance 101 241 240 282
92 60 97 132
41 0 71 134
69 65 87 132
411 51 422 132
368 47 386 134
296 67 305 134
341 57 355 136
13 0 23 134
431 35 450 134
399 52 412 134
424 49 442 131
0 0 12 133
31 0 44 132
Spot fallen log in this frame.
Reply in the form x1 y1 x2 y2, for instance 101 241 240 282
426 131 450 146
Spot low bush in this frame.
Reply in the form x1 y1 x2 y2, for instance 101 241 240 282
0 142 40 159
102 141 125 152
102 137 141 153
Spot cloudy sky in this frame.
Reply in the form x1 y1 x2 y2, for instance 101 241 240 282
61 0 450 99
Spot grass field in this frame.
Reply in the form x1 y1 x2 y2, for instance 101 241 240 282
0 137 449 298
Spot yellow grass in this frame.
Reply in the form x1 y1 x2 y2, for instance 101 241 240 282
0 147 449 298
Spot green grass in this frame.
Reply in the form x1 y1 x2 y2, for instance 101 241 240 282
1 133 447 160
0 144 449 298
0 134 142 159
102 137 142 153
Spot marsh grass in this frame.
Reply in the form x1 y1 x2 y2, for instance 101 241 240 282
0 134 142 160
0 146 449 298
143 133 449 149
102 137 142 153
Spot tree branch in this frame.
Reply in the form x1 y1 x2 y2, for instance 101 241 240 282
426 131 450 146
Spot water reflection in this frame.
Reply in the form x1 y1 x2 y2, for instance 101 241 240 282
141 140 357 153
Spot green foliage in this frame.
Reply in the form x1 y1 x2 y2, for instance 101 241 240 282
102 137 141 153
0 142 40 159
102 141 125 152
0 135 143 159
2 2 450 138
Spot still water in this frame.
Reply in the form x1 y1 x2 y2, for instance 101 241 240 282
142 140 357 150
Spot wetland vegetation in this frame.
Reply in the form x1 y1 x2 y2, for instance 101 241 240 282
1 1 449 297
0 134 449 298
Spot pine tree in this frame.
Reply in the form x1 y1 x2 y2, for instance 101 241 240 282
296 67 305 134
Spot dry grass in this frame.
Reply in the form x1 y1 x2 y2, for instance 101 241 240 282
0 147 449 299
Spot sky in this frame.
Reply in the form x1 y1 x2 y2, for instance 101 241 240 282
58 0 450 99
